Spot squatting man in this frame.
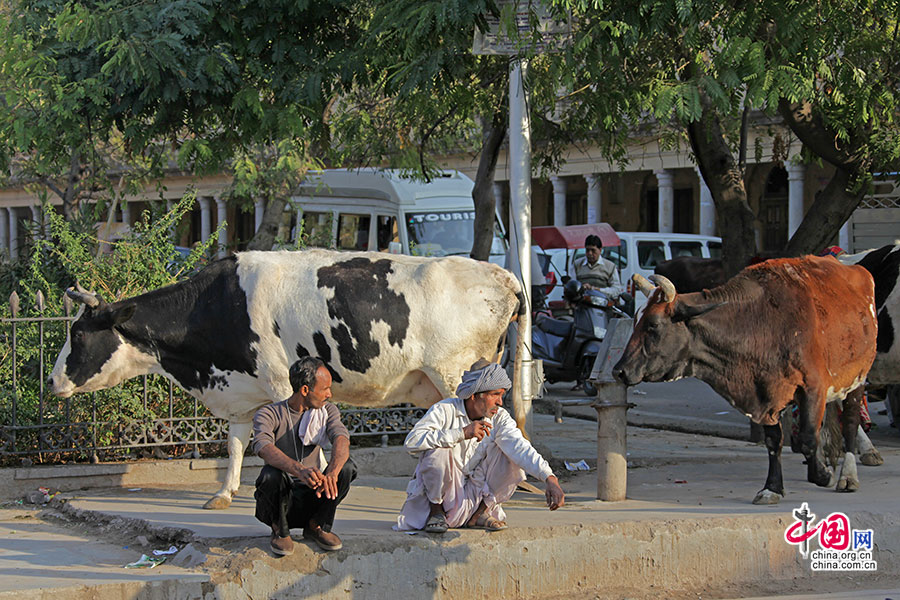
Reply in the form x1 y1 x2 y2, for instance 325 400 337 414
395 361 565 533
252 357 357 556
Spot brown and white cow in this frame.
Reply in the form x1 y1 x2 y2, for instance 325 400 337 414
50 249 523 509
613 256 877 504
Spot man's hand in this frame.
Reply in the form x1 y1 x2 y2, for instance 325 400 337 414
318 470 339 500
463 420 492 441
545 476 565 510
294 465 326 493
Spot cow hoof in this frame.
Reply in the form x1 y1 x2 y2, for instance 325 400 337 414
836 477 860 493
860 450 884 467
203 495 232 510
824 470 837 489
752 489 781 505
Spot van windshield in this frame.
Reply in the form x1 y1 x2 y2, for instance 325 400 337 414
406 211 506 257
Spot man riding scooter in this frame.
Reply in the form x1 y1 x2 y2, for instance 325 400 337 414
568 234 632 316
532 277 629 396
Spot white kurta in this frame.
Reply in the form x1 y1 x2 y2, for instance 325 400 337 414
395 397 554 530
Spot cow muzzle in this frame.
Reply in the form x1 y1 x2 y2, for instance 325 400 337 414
611 360 636 386
49 373 75 398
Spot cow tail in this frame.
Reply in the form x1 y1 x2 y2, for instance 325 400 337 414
511 290 529 438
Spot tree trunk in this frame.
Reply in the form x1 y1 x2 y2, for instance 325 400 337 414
784 166 865 256
470 110 507 261
246 195 289 251
686 100 757 278
778 100 868 256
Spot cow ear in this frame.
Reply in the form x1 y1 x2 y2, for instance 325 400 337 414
96 303 136 328
672 300 725 322
110 304 136 325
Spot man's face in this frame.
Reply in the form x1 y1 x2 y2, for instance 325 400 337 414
302 366 333 409
467 388 505 420
585 245 601 265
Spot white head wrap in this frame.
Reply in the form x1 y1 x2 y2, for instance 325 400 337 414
455 363 511 400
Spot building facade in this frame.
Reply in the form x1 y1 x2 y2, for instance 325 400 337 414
1 125 897 261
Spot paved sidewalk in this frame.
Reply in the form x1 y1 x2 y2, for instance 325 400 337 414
3 409 900 599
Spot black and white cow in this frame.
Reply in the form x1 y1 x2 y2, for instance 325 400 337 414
50 249 523 509
839 242 900 386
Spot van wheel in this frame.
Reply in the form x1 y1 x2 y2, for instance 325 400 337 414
580 356 596 396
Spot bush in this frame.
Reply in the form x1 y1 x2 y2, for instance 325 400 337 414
0 192 222 464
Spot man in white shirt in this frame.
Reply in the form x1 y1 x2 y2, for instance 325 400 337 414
395 362 565 533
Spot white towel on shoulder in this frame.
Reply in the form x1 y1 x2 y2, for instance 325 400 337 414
297 407 328 447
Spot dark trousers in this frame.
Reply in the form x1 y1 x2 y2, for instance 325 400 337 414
254 461 357 537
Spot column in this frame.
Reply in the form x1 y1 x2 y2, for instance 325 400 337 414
254 199 265 232
43 206 51 240
121 201 131 227
654 169 674 233
550 175 567 226
839 220 851 252
216 197 228 258
584 173 601 224
0 208 8 257
294 206 303 242
198 197 211 243
492 181 504 205
787 163 806 239
9 207 18 260
30 205 42 240
166 200 176 243
695 167 716 236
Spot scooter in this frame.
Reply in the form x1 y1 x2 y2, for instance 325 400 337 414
532 280 629 396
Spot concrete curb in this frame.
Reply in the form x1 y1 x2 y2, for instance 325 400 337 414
206 514 900 600
24 501 900 600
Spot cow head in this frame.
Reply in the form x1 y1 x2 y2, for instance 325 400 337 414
612 274 724 386
50 286 153 397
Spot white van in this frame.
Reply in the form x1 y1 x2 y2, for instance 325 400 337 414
602 232 722 312
537 231 721 311
289 169 507 263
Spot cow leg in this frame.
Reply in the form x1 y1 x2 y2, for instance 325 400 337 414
797 394 834 488
203 420 252 510
752 423 784 505
836 388 862 493
857 426 883 466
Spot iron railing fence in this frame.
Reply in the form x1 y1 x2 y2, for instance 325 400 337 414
1 290 424 466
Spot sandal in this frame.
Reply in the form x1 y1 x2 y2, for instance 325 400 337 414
468 513 507 531
424 513 449 533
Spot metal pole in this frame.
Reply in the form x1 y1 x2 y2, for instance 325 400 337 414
509 57 534 434
588 317 634 501
9 292 18 457
594 383 629 501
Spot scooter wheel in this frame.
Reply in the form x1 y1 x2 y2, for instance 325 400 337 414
580 356 597 396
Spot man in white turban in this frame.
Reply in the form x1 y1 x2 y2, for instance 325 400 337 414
395 361 565 533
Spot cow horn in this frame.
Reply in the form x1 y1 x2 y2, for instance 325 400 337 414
66 283 100 308
632 274 656 298
649 275 677 303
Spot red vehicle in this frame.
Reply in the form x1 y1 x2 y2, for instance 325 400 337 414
532 223 621 317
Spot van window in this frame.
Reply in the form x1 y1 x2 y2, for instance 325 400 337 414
670 241 702 258
637 241 665 269
376 215 399 251
407 210 505 257
601 243 627 269
708 241 722 259
302 212 334 248
337 213 371 250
